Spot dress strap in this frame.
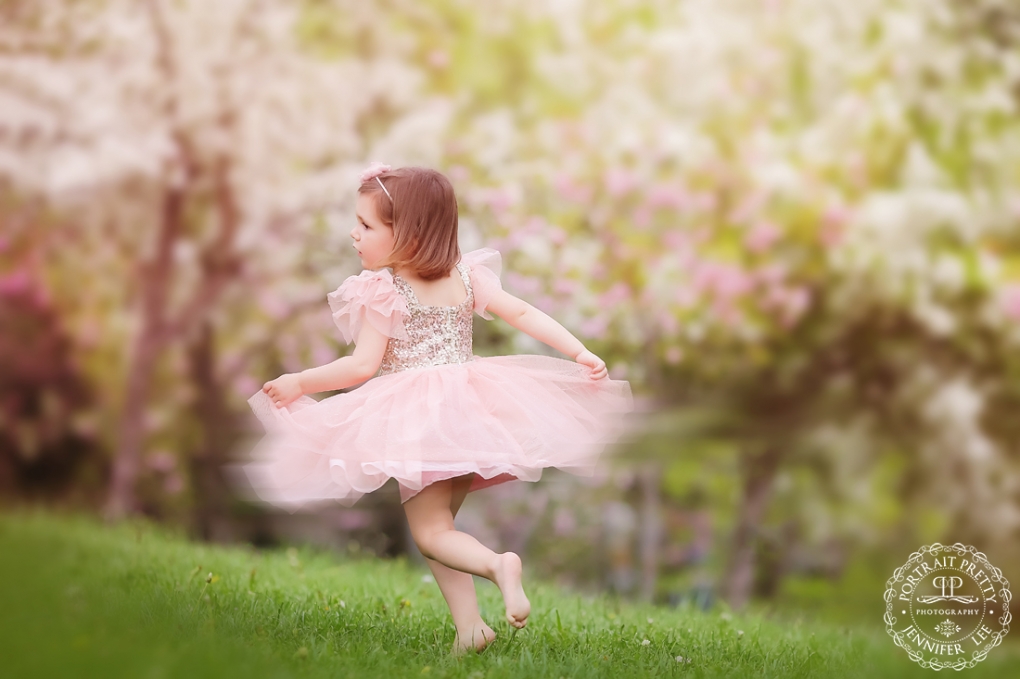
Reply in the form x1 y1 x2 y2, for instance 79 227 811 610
392 262 473 310
390 274 416 310
456 261 472 294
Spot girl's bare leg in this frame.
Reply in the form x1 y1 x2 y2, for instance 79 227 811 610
419 474 496 653
404 476 531 635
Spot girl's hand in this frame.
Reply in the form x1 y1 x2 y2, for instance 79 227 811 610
263 374 303 408
574 349 608 380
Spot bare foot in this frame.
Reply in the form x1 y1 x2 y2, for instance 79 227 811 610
491 552 530 628
452 621 497 654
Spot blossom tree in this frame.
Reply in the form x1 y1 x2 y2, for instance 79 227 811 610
430 0 1020 607
4 0 1020 614
0 0 444 520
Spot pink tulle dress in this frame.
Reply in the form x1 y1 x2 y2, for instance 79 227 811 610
240 247 634 512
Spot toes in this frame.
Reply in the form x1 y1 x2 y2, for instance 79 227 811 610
506 615 526 628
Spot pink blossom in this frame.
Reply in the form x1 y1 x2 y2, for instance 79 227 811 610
787 287 811 315
554 279 579 295
579 314 610 337
598 281 632 307
33 287 52 308
604 168 638 197
448 165 470 182
78 318 102 348
608 362 629 380
693 227 713 244
143 408 163 433
755 263 788 285
847 152 868 186
665 346 683 365
646 183 687 210
553 507 577 536
0 270 30 296
1001 284 1020 321
164 473 185 495
741 76 766 99
675 287 699 309
553 173 593 204
633 205 652 229
820 225 843 248
524 216 546 234
257 290 288 320
312 340 335 366
663 230 691 252
233 375 259 398
711 298 741 327
763 285 788 308
692 261 754 301
147 451 177 473
549 226 567 246
503 231 524 249
728 191 768 225
487 188 514 214
427 49 449 68
658 310 680 334
744 221 781 253
772 286 812 327
532 295 558 313
280 335 303 374
506 271 542 294
692 192 718 212
332 511 374 531
820 204 850 248
716 269 753 299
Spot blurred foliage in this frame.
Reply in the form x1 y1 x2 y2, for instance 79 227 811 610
1 0 1019 617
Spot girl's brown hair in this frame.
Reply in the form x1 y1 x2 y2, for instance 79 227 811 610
358 166 460 281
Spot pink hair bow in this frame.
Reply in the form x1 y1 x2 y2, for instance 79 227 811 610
359 162 392 183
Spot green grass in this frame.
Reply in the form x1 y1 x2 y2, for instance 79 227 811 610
0 509 1016 678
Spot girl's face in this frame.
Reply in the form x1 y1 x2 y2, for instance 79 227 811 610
350 192 396 270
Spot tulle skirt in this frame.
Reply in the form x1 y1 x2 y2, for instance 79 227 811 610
233 354 635 513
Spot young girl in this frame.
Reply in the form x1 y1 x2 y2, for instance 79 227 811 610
240 163 634 654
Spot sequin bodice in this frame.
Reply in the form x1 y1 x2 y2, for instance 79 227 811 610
378 262 475 376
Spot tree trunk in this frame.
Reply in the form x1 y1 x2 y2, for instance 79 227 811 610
104 0 241 521
637 462 664 603
102 181 185 521
187 321 230 541
503 489 549 556
721 445 782 610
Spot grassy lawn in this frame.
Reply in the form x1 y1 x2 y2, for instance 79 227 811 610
0 509 1016 679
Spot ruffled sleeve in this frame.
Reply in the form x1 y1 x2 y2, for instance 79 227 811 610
327 269 410 344
461 247 503 320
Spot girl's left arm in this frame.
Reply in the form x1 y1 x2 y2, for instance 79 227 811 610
484 288 607 379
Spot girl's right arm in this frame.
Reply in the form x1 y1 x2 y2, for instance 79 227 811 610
296 321 389 394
